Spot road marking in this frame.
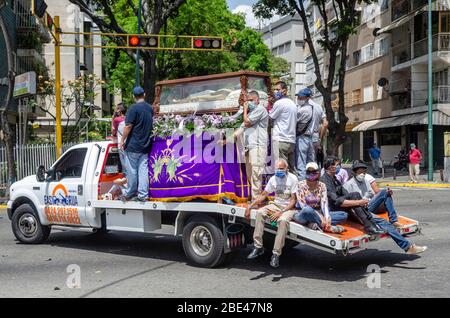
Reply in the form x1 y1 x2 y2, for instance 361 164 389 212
379 182 450 189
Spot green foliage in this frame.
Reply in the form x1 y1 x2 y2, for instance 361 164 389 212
270 56 291 83
105 0 272 96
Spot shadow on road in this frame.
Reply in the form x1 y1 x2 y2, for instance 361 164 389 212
35 229 425 284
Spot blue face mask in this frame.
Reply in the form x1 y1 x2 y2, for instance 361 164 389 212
274 91 283 100
248 102 257 111
275 170 287 178
335 166 341 174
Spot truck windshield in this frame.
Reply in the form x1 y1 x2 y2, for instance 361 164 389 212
55 148 87 179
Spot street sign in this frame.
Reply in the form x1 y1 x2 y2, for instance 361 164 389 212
13 72 36 98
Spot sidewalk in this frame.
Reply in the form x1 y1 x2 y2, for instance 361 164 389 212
342 164 450 188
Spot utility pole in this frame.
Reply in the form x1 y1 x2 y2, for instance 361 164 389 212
135 0 142 87
55 16 62 159
427 0 434 181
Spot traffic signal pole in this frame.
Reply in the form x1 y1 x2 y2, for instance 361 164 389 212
54 16 62 159
135 0 142 87
47 15 222 156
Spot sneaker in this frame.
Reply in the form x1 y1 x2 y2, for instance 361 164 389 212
117 195 132 202
132 196 148 202
307 223 322 231
247 247 265 259
329 225 345 234
406 244 428 254
270 254 280 268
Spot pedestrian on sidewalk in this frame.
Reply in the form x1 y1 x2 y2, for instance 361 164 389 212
369 143 382 176
409 143 422 183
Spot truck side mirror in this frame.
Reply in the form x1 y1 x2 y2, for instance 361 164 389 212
36 165 46 182
45 167 56 182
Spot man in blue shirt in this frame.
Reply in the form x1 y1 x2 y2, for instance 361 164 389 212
119 86 153 201
368 143 382 176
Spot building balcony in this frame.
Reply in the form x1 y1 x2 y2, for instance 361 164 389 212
392 0 428 22
413 33 450 58
412 85 450 107
392 42 411 67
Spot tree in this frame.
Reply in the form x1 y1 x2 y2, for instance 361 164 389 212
33 74 107 142
254 0 372 154
104 0 272 105
69 0 188 104
270 56 292 84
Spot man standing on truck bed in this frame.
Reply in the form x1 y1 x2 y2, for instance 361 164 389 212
119 86 153 202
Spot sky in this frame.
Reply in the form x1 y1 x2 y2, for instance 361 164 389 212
227 0 280 29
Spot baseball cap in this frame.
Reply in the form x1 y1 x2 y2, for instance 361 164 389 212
306 162 319 171
133 86 145 96
352 160 368 171
295 88 312 97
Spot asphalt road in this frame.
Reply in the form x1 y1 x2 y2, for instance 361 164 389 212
0 188 449 298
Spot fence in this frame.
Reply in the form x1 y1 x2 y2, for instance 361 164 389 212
0 143 76 189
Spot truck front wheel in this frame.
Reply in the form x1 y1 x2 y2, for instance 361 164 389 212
11 204 51 244
182 215 227 268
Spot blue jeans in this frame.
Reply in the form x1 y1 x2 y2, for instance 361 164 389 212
293 206 348 228
372 216 411 251
295 135 316 180
123 151 149 199
368 189 398 223
119 149 127 176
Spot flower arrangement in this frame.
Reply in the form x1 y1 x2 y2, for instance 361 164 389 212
152 113 243 138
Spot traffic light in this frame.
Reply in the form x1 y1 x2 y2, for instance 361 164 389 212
128 35 159 48
193 38 222 50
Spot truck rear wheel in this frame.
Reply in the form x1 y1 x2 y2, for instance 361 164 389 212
182 215 227 268
11 204 51 244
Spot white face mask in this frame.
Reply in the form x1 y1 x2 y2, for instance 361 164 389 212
356 173 366 182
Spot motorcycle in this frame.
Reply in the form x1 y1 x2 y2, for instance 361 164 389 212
393 150 409 171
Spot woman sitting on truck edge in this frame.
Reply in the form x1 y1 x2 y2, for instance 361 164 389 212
293 162 347 234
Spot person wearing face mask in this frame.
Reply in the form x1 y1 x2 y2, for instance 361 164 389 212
320 158 385 235
293 162 347 233
321 157 349 185
340 160 427 254
245 159 298 268
344 160 402 227
228 91 269 199
269 81 298 174
295 88 328 180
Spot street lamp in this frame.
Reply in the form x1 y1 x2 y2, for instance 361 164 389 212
428 0 434 181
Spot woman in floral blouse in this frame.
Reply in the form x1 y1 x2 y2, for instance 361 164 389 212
293 162 347 233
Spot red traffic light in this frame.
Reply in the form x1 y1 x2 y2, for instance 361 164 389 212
193 38 222 50
129 36 140 47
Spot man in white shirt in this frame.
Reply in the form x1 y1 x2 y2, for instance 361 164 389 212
245 159 298 268
269 81 297 174
295 88 328 180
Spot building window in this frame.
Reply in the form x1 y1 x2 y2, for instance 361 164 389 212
344 93 352 107
433 69 448 86
361 43 374 63
380 0 389 11
353 50 361 66
377 85 384 100
363 85 374 103
375 37 390 57
352 89 361 105
296 62 305 73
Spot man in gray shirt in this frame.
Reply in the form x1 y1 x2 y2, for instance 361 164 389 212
229 90 269 199
295 88 327 180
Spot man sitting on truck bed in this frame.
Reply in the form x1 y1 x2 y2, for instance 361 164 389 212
245 159 298 268
321 158 428 255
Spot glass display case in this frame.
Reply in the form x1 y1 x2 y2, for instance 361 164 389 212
153 71 272 115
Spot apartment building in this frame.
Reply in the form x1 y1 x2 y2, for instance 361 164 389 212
0 0 51 144
348 0 450 167
260 14 306 99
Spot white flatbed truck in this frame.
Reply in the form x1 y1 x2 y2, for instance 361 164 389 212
7 141 421 267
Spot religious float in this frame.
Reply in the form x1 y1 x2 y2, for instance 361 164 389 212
148 71 273 203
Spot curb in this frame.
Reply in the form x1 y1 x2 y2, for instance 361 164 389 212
378 182 450 188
